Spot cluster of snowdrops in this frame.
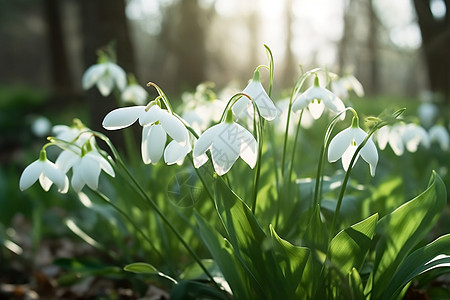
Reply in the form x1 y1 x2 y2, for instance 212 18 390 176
19 46 450 300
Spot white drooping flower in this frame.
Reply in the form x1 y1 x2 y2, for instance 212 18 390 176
102 104 190 165
232 70 278 121
19 150 69 193
331 74 364 99
418 102 438 128
374 124 405 156
292 77 345 120
402 123 430 152
70 150 115 192
82 62 126 96
428 124 449 151
121 84 149 105
193 114 258 176
328 117 378 176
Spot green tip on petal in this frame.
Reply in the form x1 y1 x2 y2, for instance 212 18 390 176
351 116 359 128
39 149 47 161
252 70 260 82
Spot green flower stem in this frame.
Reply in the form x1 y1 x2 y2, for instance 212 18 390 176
251 109 264 214
327 121 386 245
219 92 252 123
91 189 165 264
93 131 220 289
264 44 274 97
146 82 174 114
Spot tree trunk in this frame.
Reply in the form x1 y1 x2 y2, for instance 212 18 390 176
413 0 450 103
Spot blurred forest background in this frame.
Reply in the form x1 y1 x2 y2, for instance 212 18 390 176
0 0 449 155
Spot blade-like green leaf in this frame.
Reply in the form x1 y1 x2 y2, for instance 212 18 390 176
124 262 159 274
329 213 378 275
214 179 292 298
382 234 450 300
195 211 254 299
270 224 310 297
349 268 365 300
370 171 446 299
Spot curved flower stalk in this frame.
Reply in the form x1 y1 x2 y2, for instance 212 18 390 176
402 123 430 152
429 124 449 151
232 70 278 121
19 149 69 193
82 61 126 97
292 76 346 120
328 116 378 176
193 110 257 176
102 104 190 165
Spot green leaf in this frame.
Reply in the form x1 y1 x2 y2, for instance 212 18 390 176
124 262 159 274
370 171 447 299
170 280 230 300
124 262 177 284
382 234 450 299
195 212 253 299
329 213 378 275
349 268 365 300
270 224 310 297
214 179 292 298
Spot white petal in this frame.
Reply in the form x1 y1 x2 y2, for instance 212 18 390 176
160 111 189 145
19 160 43 191
193 124 221 158
97 74 115 96
87 151 115 177
55 150 80 173
308 100 325 119
102 106 146 130
238 128 258 168
141 124 166 164
39 174 53 192
328 127 355 162
164 140 191 165
121 85 148 105
341 144 359 171
71 167 85 192
139 105 162 126
376 126 389 150
429 125 449 151
42 160 68 192
291 94 310 113
209 123 242 175
107 63 127 91
193 153 209 168
388 127 405 156
360 138 378 176
82 64 106 90
244 81 277 121
78 156 102 190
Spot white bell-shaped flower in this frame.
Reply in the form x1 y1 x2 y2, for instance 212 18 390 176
328 118 378 176
428 124 449 151
193 112 258 175
82 62 126 96
19 150 69 193
121 84 149 105
70 150 115 192
102 104 190 165
402 123 430 152
375 124 405 156
232 70 278 121
292 77 345 120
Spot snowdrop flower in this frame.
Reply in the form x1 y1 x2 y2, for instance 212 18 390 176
121 84 149 105
19 150 69 193
82 62 126 96
428 124 449 151
402 123 430 152
70 150 115 192
331 74 364 99
193 111 257 175
232 70 278 121
102 104 190 164
328 117 378 176
182 99 226 133
418 102 438 128
375 124 405 156
292 76 345 119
